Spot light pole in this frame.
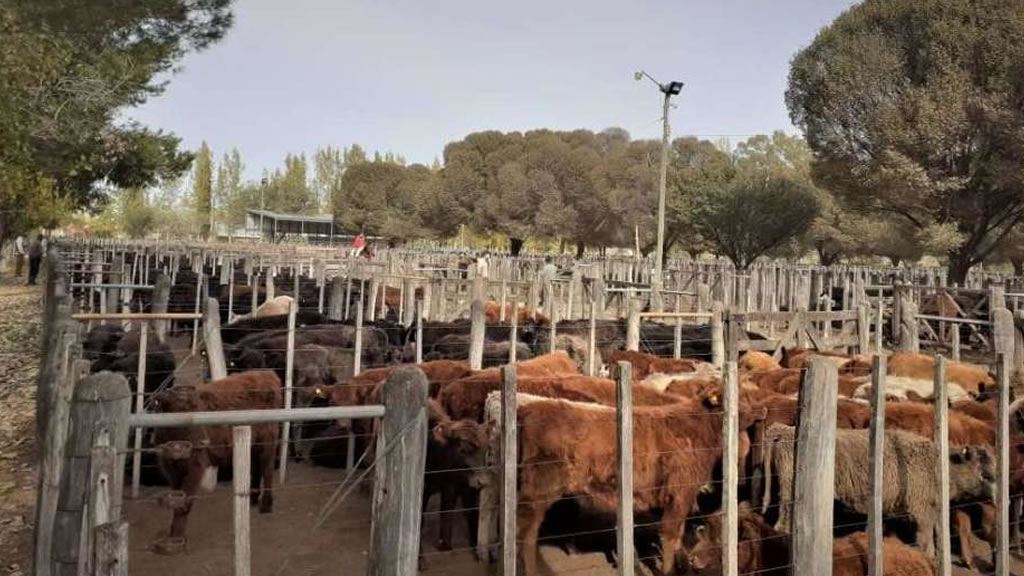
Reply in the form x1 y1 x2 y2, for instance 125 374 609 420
635 70 683 311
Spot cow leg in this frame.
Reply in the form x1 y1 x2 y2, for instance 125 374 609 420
461 485 480 548
168 466 203 539
517 501 550 576
259 443 275 513
659 503 688 576
250 448 263 507
437 482 455 550
954 509 978 570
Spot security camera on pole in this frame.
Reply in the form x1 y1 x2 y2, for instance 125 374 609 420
635 70 683 312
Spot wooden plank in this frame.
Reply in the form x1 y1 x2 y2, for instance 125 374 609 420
735 339 781 352
130 324 148 499
233 426 252 576
509 303 519 364
711 302 724 369
368 367 429 576
771 312 804 362
934 356 951 576
151 275 171 343
867 355 886 576
615 361 634 576
589 299 598 376
721 361 739 576
792 357 838 576
72 312 202 321
501 365 518 576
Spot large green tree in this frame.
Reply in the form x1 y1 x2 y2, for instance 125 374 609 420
787 0 1024 283
335 160 423 244
0 0 231 248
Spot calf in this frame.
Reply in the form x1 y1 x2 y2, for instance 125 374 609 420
87 327 177 397
230 295 293 322
515 396 762 575
739 350 782 371
688 509 935 576
426 333 531 367
762 423 995 557
151 371 282 547
220 310 335 346
605 349 705 381
852 375 971 404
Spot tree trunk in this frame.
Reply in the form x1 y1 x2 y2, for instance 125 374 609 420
575 241 585 260
559 239 566 254
947 250 975 285
509 237 524 256
816 245 840 267
1012 258 1023 277
0 217 8 256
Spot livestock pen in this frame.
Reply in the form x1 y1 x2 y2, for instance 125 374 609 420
29 238 1024 576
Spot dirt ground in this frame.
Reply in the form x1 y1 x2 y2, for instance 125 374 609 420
0 277 42 576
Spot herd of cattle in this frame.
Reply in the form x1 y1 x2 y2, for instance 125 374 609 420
76 278 1019 575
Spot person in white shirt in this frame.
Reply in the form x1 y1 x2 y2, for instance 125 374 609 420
13 235 25 278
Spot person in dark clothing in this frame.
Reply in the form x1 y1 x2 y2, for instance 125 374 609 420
27 234 43 285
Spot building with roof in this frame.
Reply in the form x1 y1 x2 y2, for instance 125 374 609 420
244 209 383 246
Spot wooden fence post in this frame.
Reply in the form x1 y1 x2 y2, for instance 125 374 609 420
615 361 634 576
588 299 598 376
368 367 429 576
80 430 116 576
204 297 227 380
35 282 77 576
898 290 920 353
501 365 518 576
130 323 148 499
992 308 1015 374
367 277 380 323
996 354 1011 576
711 301 725 369
354 290 364 376
721 360 739 576
152 274 171 344
92 521 128 576
233 426 252 576
278 297 297 482
415 300 424 364
868 355 887 576
626 299 640 352
792 357 839 576
934 356 952 576
402 278 416 327
858 303 871 355
52 372 131 576
329 276 345 321
509 303 520 365
469 299 486 370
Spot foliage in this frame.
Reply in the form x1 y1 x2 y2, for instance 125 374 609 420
689 167 820 269
335 160 423 242
0 0 231 247
192 142 214 238
787 0 1024 282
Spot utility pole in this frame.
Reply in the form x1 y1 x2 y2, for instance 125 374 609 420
636 71 683 312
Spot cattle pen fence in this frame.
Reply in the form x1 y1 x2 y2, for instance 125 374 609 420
29 238 1024 576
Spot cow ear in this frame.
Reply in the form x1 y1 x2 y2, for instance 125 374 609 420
961 446 971 460
705 393 720 408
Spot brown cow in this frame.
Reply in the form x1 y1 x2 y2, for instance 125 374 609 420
515 396 763 575
151 371 282 547
782 347 855 369
484 300 549 326
605 350 702 381
886 352 993 395
739 350 782 371
688 509 935 576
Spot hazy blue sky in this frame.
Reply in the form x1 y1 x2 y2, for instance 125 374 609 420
131 0 858 179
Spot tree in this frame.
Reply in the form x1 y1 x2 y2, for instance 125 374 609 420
121 189 155 239
690 170 820 270
312 146 344 213
0 0 231 248
214 148 245 229
335 160 422 244
787 0 1024 283
193 142 214 239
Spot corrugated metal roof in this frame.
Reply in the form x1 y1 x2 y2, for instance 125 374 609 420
246 209 334 224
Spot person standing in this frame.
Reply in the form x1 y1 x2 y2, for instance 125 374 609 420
27 234 43 285
13 235 25 278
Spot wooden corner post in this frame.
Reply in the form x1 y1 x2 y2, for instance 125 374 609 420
368 367 429 576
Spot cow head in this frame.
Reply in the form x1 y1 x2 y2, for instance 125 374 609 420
949 445 996 500
431 418 489 486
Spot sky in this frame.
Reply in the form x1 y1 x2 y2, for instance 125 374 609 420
131 0 859 180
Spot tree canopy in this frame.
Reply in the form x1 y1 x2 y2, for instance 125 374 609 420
0 0 232 247
787 0 1024 282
